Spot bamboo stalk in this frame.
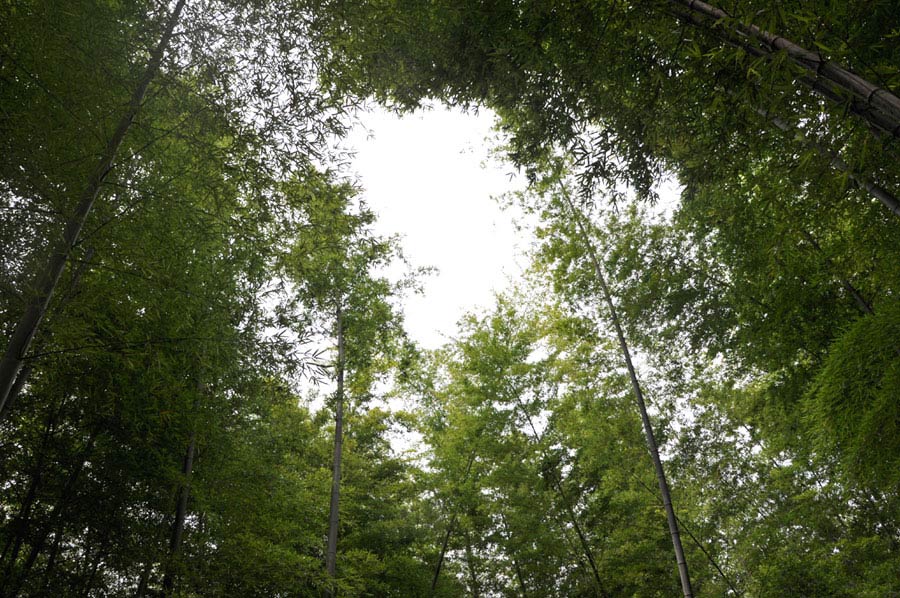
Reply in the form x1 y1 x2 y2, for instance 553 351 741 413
162 432 197 596
0 0 188 414
674 0 900 137
325 307 345 596
559 184 694 598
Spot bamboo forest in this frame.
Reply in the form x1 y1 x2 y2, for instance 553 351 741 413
3 1 900 596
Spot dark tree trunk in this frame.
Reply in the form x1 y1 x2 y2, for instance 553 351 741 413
162 431 197 596
430 513 458 596
795 229 875 316
80 549 105 598
430 451 476 596
0 248 94 422
552 478 607 597
0 0 187 415
1 406 57 569
512 555 528 598
38 527 62 594
753 107 900 218
136 560 153 597
0 364 31 422
79 528 112 598
499 515 529 598
5 430 97 598
511 389 608 597
463 529 482 598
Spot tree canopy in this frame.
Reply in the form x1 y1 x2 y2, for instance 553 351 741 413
2 1 899 596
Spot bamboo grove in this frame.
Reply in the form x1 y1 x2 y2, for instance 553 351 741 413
2 1 899 596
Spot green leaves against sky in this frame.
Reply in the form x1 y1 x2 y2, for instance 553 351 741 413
2 1 900 596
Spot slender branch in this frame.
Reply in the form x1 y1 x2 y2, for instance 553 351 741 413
795 228 875 316
0 247 94 420
510 388 608 597
628 470 743 596
162 431 197 596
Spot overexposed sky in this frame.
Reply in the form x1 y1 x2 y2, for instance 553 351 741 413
343 105 531 349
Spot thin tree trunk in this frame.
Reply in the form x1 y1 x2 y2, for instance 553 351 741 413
1 459 38 574
560 185 694 598
675 513 742 597
161 431 197 597
795 228 875 315
5 429 97 598
0 248 95 421
512 555 528 598
430 451 476 596
463 528 482 598
325 307 345 596
1 253 92 426
430 513 457 595
80 545 106 598
19 448 92 576
548 506 599 594
78 527 113 598
39 527 62 593
626 469 743 596
0 0 187 415
499 515 528 598
0 364 31 422
673 0 900 137
1 406 58 570
136 560 153 597
552 478 607 597
510 390 608 597
794 229 900 356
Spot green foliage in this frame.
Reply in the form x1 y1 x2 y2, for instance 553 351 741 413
807 302 900 488
4 2 900 597
280 169 409 390
407 295 701 596
0 2 424 595
309 0 900 203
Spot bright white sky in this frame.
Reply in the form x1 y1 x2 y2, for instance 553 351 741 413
343 104 531 350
